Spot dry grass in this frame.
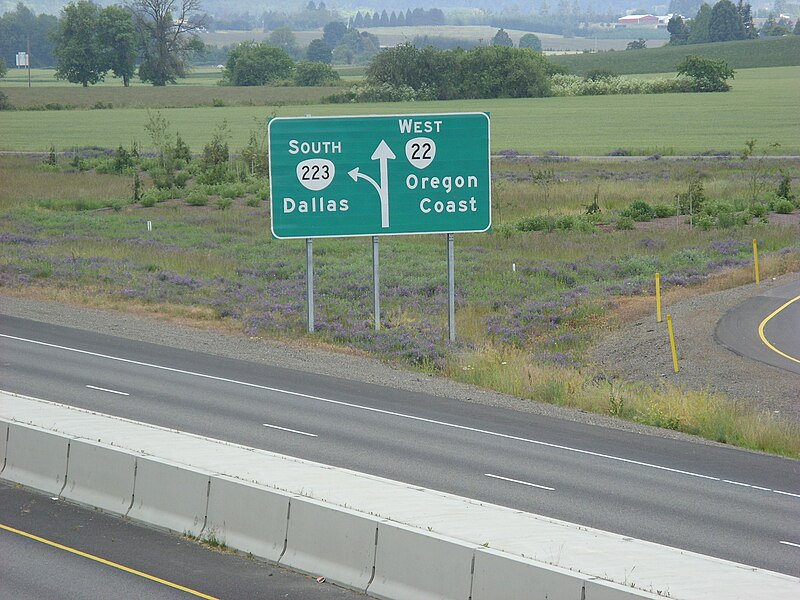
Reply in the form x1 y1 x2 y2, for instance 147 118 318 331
0 158 132 210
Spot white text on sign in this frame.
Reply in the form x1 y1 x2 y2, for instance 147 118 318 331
398 119 443 134
288 140 342 155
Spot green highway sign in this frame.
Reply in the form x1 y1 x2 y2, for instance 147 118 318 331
268 112 491 239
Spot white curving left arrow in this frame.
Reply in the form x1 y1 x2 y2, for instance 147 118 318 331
348 140 396 228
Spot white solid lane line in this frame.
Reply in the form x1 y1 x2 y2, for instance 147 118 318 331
85 385 129 396
263 423 317 437
485 473 554 491
779 540 800 549
2 333 796 498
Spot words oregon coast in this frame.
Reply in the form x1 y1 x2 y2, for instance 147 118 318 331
268 113 491 239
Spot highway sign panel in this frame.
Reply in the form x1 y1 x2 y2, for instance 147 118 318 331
268 112 491 239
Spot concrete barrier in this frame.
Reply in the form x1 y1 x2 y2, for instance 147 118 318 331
369 521 476 600
584 579 662 600
60 439 136 516
126 456 210 537
2 422 69 496
472 547 590 600
205 475 290 562
281 496 379 592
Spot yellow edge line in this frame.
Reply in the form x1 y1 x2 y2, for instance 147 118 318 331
0 522 219 599
758 295 800 366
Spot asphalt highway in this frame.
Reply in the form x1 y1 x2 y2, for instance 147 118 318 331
1 315 799 576
716 279 800 375
0 482 361 600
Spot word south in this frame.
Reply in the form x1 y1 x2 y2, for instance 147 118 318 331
283 197 349 213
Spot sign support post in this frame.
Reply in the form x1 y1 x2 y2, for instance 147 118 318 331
306 238 314 333
447 233 455 342
372 236 380 331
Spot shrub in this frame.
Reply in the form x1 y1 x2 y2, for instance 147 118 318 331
621 200 654 221
584 68 618 81
0 90 11 110
516 215 554 232
616 216 635 230
186 189 208 206
776 172 794 201
294 61 340 86
695 214 714 230
775 199 795 214
653 203 675 218
749 202 768 218
676 55 735 92
216 197 233 210
245 196 261 207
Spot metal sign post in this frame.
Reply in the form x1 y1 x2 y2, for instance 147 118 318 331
373 236 380 331
447 233 455 342
306 238 314 333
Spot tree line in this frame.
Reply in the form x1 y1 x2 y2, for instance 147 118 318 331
350 7 446 28
667 0 798 45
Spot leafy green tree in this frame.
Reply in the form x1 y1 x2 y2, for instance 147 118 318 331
98 5 137 86
668 14 690 44
518 33 542 51
688 3 712 43
332 29 379 65
268 26 300 59
322 20 348 47
306 38 333 63
626 38 647 49
53 1 105 87
709 0 744 42
457 46 551 99
677 54 735 91
133 0 205 86
0 58 6 79
492 28 514 47
223 41 293 86
294 61 340 85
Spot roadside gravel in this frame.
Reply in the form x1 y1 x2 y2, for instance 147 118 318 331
592 271 800 424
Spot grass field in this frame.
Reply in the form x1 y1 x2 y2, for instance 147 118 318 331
1 66 797 155
550 35 800 75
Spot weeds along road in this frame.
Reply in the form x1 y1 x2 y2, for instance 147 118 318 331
1 314 799 576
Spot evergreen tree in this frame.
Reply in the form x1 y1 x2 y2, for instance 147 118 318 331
492 28 514 47
668 14 690 43
688 3 712 43
709 0 745 42
380 10 389 27
737 0 757 38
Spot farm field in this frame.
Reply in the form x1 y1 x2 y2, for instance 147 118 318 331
1 67 798 155
198 26 668 53
550 35 800 75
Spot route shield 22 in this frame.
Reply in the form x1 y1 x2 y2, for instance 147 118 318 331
268 112 491 239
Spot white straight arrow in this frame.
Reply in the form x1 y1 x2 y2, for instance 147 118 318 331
348 140 396 228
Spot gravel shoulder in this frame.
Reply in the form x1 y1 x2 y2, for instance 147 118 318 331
591 271 800 424
2 272 799 442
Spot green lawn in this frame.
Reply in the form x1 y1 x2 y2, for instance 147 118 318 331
0 66 797 155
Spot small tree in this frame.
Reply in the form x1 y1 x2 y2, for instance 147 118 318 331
676 55 735 91
668 15 690 44
518 33 542 52
223 42 293 86
294 61 340 85
306 38 333 64
626 38 647 49
492 28 514 47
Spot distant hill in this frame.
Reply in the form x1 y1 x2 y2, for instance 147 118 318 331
549 36 800 76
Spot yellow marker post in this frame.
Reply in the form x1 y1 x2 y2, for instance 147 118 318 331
667 314 679 373
655 272 662 323
752 239 760 284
